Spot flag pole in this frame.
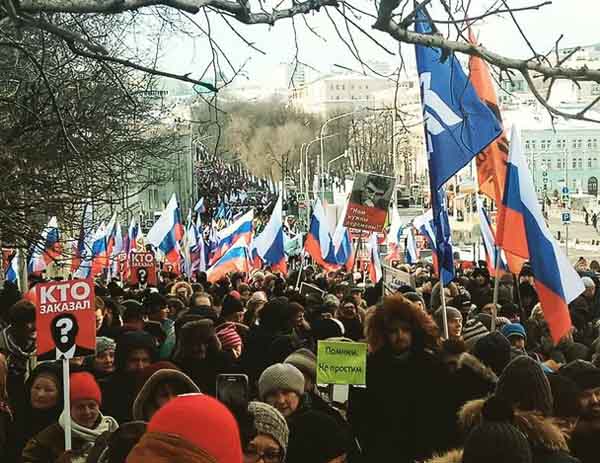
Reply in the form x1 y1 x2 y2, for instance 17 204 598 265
294 251 304 290
491 246 500 332
439 279 449 340
62 357 72 450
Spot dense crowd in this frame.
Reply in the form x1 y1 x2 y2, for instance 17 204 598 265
1 257 600 462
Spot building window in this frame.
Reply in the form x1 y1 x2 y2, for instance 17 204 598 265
594 158 598 168
541 140 546 150
573 157 577 168
341 85 345 90
525 140 530 150
557 158 562 169
594 139 598 149
588 139 593 149
336 85 340 90
578 158 583 169
589 158 593 168
573 179 578 189
531 140 537 150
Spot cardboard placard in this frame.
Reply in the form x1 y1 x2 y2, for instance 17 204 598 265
299 282 325 298
317 340 367 385
344 172 396 232
129 252 157 286
35 278 96 360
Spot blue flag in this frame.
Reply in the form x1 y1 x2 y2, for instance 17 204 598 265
414 5 501 191
431 187 455 285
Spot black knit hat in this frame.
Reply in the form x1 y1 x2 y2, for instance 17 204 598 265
496 355 553 416
572 368 600 391
472 332 512 377
463 396 532 463
559 359 596 381
546 373 582 418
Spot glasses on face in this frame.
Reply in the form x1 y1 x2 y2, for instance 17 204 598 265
244 447 282 463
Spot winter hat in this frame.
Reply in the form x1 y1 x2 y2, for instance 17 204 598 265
221 294 245 318
323 294 341 308
496 355 553 416
462 319 489 351
462 396 532 463
581 276 595 289
572 367 600 391
216 323 243 352
115 331 158 372
500 323 527 341
285 348 317 384
559 359 596 380
564 342 590 362
258 363 305 400
472 332 512 377
96 336 117 356
311 318 345 341
248 402 289 460
476 313 493 331
139 394 242 463
70 372 102 405
136 361 180 391
546 374 582 418
432 306 462 331
248 291 268 304
286 409 349 463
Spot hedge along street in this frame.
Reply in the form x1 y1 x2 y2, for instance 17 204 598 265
317 340 367 385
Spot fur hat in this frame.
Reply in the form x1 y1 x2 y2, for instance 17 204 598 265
70 372 101 405
496 356 553 416
258 363 305 400
248 402 289 460
285 348 317 383
462 396 532 463
96 336 117 356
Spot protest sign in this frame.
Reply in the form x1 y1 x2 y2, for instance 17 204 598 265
344 172 396 232
317 340 367 385
35 278 96 360
129 251 157 285
299 282 325 298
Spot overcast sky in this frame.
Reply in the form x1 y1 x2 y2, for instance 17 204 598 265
159 0 600 85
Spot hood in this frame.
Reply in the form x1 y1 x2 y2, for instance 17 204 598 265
115 331 158 372
132 369 201 421
425 449 463 463
457 352 498 384
459 398 569 453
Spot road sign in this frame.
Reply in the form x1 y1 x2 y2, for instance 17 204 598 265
562 212 571 224
542 171 548 177
562 186 569 194
296 193 306 202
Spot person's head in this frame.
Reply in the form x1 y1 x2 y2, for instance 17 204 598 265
500 323 527 350
29 363 62 411
581 277 596 299
259 363 305 418
70 372 102 429
95 297 106 332
171 281 193 305
221 293 246 324
128 394 242 463
433 306 463 339
94 336 117 375
472 332 512 377
191 292 212 309
245 402 289 463
472 268 490 287
462 396 532 463
572 368 600 419
496 355 553 416
173 319 221 362
238 284 252 305
350 288 363 304
216 322 243 359
285 348 317 392
337 298 358 320
9 300 36 345
144 293 169 322
366 294 440 354
132 365 201 421
115 331 158 375
122 300 145 331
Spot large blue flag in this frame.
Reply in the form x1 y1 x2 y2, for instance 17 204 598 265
414 4 501 191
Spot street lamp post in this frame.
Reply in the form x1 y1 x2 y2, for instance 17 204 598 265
319 109 366 201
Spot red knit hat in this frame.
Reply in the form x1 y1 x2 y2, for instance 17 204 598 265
148 393 242 463
70 372 102 405
216 323 243 352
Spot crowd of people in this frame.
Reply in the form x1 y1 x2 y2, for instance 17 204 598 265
1 256 600 462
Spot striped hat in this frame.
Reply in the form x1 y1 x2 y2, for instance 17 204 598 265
216 323 242 351
462 319 490 351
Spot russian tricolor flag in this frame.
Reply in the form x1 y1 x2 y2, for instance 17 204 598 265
253 195 286 274
206 241 251 283
405 228 418 265
476 196 507 276
6 250 19 288
147 194 184 264
210 210 254 265
367 232 382 283
304 199 339 271
332 201 354 271
90 222 108 277
29 216 61 274
497 125 584 342
386 203 404 261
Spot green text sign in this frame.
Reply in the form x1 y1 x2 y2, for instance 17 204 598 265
317 340 367 385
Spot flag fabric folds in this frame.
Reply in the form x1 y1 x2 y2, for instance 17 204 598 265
90 222 108 277
253 194 286 274
304 199 339 271
147 194 184 264
332 200 354 271
497 125 584 342
206 242 251 283
194 197 206 214
405 229 418 265
29 216 61 274
211 210 254 265
367 233 382 283
6 250 19 287
476 197 507 276
386 203 404 261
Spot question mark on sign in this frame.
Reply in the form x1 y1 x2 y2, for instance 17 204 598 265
55 317 74 344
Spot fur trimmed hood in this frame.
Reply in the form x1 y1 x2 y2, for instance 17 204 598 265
457 353 498 384
459 398 570 453
425 449 463 463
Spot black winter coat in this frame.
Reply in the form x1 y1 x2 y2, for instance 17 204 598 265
350 347 457 463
